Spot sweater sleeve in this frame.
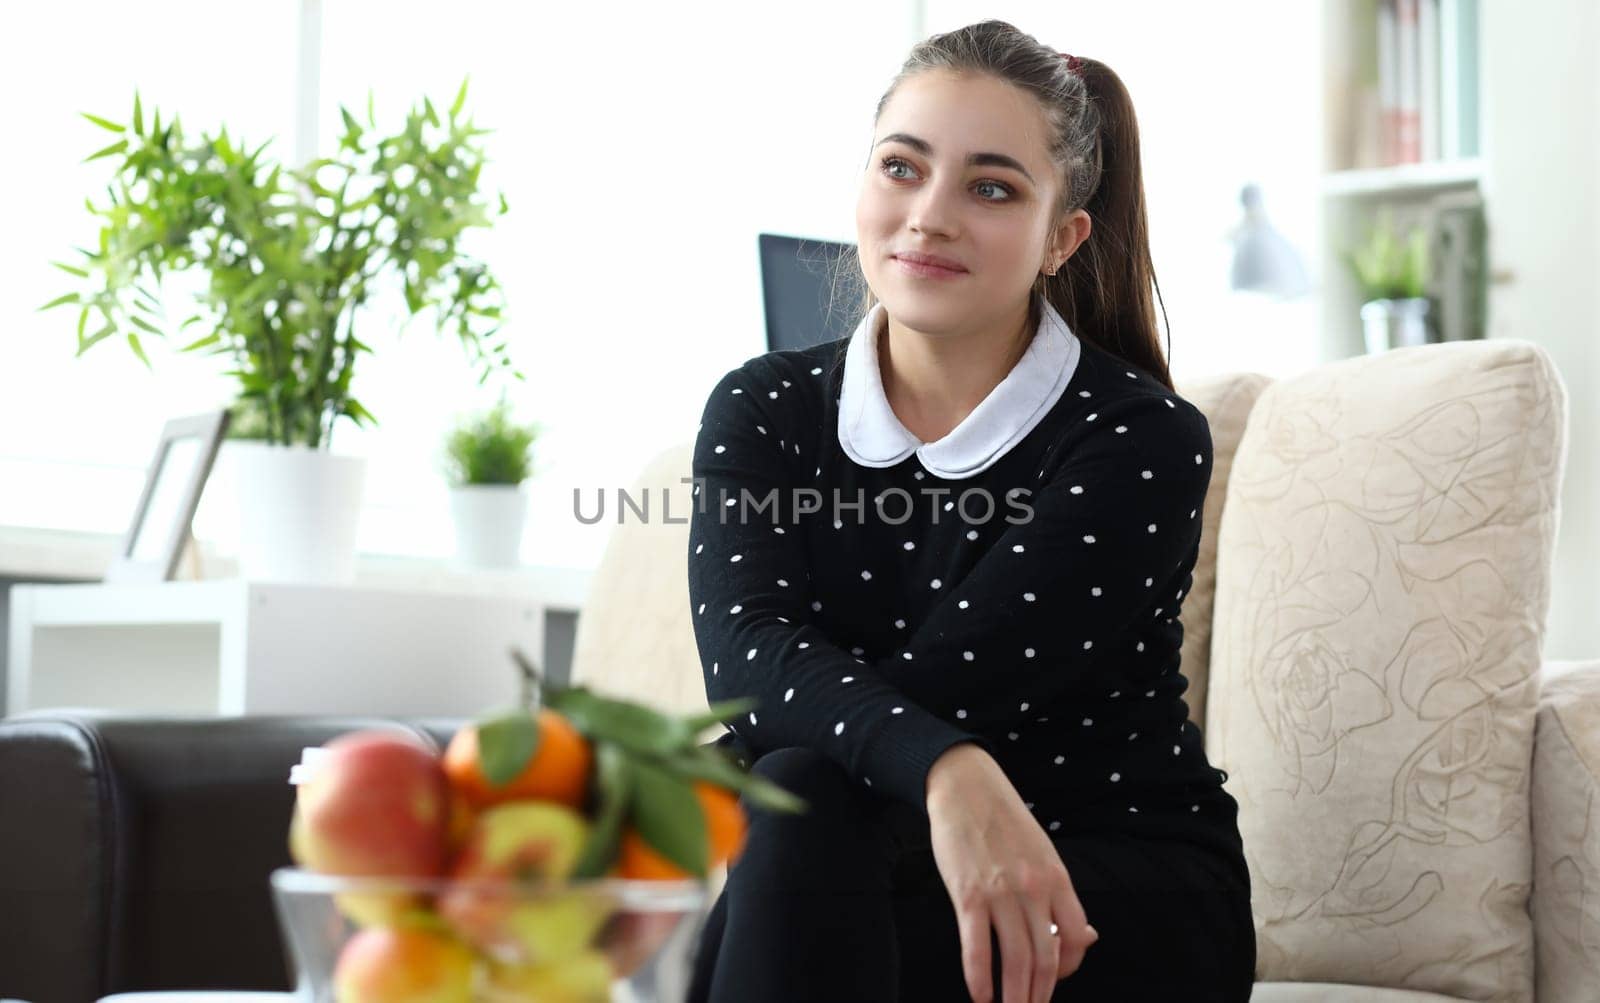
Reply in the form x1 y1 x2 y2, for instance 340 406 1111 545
873 393 1214 731
687 362 994 813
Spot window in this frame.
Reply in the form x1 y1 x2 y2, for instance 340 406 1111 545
2 2 1315 571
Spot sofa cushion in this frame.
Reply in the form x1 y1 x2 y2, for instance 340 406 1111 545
1251 983 1470 1003
1206 340 1566 1000
1173 371 1274 735
1531 659 1600 1003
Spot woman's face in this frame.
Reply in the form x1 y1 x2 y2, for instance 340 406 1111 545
856 69 1083 338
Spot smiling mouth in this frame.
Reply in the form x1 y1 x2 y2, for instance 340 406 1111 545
893 255 969 278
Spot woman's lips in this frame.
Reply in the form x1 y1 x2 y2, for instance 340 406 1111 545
893 255 968 279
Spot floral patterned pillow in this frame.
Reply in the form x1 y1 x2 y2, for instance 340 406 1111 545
1206 339 1565 1000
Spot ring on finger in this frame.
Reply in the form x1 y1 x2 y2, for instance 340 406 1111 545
1048 922 1059 937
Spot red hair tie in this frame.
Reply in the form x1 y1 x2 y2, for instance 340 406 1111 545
1059 52 1083 74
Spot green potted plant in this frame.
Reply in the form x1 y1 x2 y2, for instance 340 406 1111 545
441 392 540 570
1344 206 1434 354
43 80 519 584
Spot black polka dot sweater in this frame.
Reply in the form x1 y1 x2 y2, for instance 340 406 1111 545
687 297 1244 863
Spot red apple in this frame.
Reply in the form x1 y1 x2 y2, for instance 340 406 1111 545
290 729 449 878
596 910 686 980
333 925 475 1003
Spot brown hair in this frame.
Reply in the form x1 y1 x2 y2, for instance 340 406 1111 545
829 19 1174 391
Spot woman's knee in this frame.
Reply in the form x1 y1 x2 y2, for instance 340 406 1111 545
748 747 861 806
731 747 895 876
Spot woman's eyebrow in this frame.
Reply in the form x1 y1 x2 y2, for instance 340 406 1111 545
874 132 1035 183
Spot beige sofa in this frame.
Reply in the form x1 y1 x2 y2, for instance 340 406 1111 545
569 338 1597 1002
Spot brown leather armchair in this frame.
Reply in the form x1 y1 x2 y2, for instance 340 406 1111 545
0 710 464 1003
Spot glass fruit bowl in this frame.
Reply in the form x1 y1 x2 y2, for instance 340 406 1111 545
270 867 709 1003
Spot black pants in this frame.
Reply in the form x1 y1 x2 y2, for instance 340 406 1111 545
686 746 1255 1002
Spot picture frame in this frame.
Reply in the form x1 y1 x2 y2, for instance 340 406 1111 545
104 408 232 584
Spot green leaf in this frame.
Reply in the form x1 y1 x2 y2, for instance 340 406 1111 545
423 97 439 128
449 76 471 121
497 191 509 215
366 89 376 128
52 261 89 278
343 399 377 426
340 106 362 136
78 323 116 356
476 710 542 788
630 757 708 878
545 686 692 755
658 743 807 815
81 112 124 133
180 331 221 353
37 293 80 312
132 91 143 135
570 741 632 880
128 314 163 336
83 138 129 163
679 697 759 733
76 308 88 348
126 332 151 368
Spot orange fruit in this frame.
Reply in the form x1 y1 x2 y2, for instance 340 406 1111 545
700 782 748 867
442 709 593 811
612 782 747 880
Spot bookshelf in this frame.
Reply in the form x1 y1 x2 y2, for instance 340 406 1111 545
1317 0 1486 361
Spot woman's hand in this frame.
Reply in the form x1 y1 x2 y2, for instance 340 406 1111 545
925 744 1098 1003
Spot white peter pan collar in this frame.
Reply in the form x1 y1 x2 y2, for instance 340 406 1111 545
838 295 1082 480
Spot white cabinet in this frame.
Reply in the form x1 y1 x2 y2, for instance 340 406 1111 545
6 580 562 718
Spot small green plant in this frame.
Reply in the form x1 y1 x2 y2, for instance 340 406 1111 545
1344 207 1430 301
442 392 540 487
42 79 519 450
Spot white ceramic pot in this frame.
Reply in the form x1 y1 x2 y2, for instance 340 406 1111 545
448 483 529 570
228 441 367 585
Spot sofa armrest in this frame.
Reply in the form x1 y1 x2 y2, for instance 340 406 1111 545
0 710 462 1003
1532 659 1600 1003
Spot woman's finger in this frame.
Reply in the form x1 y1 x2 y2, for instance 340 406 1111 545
989 895 1035 1003
955 898 995 1003
1051 874 1096 981
1026 900 1062 1003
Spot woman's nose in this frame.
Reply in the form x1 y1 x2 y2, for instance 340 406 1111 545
905 180 963 237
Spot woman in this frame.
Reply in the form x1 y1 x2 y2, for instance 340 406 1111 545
684 19 1254 1003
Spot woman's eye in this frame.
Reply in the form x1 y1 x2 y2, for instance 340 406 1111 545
877 156 1013 202
880 155 914 180
974 180 1011 201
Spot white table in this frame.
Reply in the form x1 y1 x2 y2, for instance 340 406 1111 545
95 995 295 1003
7 579 576 717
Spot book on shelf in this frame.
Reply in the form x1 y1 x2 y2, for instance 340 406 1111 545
1395 0 1421 164
1371 0 1478 169
1377 0 1399 166
1439 0 1479 159
1418 0 1440 161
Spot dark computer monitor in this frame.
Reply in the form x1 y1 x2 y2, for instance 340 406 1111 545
758 233 860 352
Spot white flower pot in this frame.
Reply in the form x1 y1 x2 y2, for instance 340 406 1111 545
229 441 367 585
449 483 529 570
